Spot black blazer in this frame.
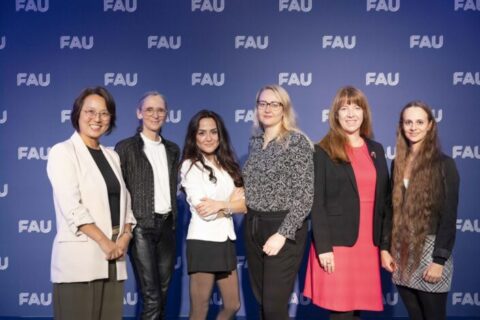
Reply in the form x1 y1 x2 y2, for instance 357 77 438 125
115 133 180 229
311 139 391 255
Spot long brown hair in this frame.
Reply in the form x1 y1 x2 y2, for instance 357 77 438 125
391 101 443 279
319 86 373 162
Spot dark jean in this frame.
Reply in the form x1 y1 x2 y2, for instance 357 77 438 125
130 213 176 320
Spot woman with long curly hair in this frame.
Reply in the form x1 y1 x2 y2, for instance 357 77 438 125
304 86 390 320
381 101 460 320
180 110 246 320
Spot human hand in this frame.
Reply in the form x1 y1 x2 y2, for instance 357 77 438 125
229 187 245 201
195 197 223 217
423 262 443 283
381 250 396 273
318 252 335 274
115 233 132 259
262 233 286 256
98 238 120 260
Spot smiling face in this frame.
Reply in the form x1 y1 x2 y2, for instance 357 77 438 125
402 106 432 148
256 89 284 130
337 103 364 136
196 117 220 157
78 94 111 147
137 95 167 136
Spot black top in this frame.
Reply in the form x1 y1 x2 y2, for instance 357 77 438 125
311 139 392 255
115 133 180 229
87 147 121 227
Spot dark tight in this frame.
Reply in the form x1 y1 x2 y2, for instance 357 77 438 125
329 310 361 320
396 285 447 320
189 270 240 320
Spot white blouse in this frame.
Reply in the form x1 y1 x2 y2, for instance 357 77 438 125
180 158 236 242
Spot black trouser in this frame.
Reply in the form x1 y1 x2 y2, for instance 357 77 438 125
244 208 308 320
396 285 448 320
130 213 176 320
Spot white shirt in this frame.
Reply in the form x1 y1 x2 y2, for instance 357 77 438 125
180 158 236 242
141 133 171 214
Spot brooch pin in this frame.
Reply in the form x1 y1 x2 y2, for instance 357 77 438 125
370 151 376 159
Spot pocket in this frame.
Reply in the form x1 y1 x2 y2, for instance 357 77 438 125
258 216 284 244
57 232 88 243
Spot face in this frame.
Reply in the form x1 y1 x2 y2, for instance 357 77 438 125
196 117 219 156
137 95 167 134
402 106 432 146
78 94 111 144
337 103 363 136
256 89 284 129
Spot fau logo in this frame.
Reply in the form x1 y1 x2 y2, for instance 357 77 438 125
322 109 330 122
147 36 182 49
452 146 480 159
453 72 480 85
16 0 49 12
192 73 225 86
385 146 396 160
60 36 94 50
0 110 7 124
235 36 269 49
452 292 480 306
454 0 480 11
192 0 224 12
61 110 71 123
18 147 50 160
104 0 137 12
457 219 480 233
19 292 52 306
19 220 52 233
166 110 182 124
278 72 312 86
289 292 311 306
383 292 399 306
104 73 138 86
322 35 356 49
235 109 255 123
123 292 138 306
279 0 312 12
366 0 400 11
17 73 50 87
0 36 5 49
0 184 8 198
410 35 443 49
0 257 9 271
366 72 399 86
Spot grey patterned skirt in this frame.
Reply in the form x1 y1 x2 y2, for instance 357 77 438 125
392 235 453 293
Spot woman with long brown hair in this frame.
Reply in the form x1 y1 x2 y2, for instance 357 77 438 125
381 101 460 320
304 86 390 320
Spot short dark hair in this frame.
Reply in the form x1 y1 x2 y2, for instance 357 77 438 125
71 86 116 135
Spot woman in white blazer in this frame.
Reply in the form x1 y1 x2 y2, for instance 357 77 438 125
46 87 136 320
180 110 246 320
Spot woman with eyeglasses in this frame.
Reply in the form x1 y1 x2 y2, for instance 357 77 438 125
180 110 247 320
46 87 136 319
381 101 459 320
242 84 314 320
303 86 390 320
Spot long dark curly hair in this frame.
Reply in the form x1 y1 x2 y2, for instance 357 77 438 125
391 101 444 280
181 110 243 187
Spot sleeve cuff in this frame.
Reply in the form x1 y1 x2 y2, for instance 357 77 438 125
69 206 95 235
433 256 447 265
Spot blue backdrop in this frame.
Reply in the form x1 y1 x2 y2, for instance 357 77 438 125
1 0 479 318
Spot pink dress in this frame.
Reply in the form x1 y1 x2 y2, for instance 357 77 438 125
304 144 383 311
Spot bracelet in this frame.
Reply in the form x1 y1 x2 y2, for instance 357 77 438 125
120 230 133 239
224 202 233 218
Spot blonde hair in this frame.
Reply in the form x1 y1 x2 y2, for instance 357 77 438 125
253 84 300 142
319 86 373 162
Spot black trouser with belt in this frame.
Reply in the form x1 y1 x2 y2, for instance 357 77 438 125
244 208 308 320
130 213 176 320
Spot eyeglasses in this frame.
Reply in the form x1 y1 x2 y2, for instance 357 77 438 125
143 107 167 116
403 119 427 128
84 109 111 120
256 100 283 110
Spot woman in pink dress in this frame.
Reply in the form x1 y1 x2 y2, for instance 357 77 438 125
304 86 391 320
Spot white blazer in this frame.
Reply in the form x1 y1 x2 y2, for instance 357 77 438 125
180 159 236 242
47 132 136 283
